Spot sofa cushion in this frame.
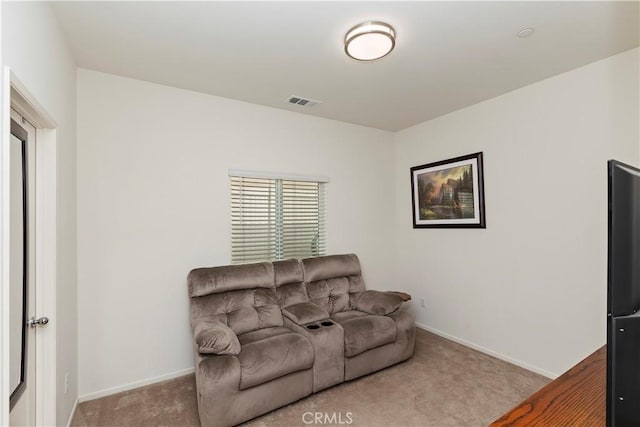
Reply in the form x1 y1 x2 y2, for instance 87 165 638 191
188 262 274 297
303 254 362 282
340 315 397 357
238 332 314 390
330 310 367 323
274 259 310 307
274 259 305 286
282 302 330 325
237 327 291 346
306 277 350 314
190 287 284 335
355 290 403 316
194 318 241 355
303 254 367 315
275 282 309 308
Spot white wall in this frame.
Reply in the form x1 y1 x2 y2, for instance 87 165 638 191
1 2 78 424
76 69 395 397
394 48 639 378
76 46 638 396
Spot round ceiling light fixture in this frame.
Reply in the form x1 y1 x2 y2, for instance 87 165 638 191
344 21 396 61
517 28 535 38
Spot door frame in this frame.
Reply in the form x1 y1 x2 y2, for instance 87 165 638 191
1 68 57 426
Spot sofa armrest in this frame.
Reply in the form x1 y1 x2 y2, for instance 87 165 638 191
387 291 411 302
355 290 404 316
282 302 330 325
193 318 241 355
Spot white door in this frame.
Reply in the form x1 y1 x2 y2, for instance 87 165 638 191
8 109 40 426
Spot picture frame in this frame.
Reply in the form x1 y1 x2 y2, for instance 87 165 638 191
410 152 486 228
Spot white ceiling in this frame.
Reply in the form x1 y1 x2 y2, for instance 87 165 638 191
52 1 639 131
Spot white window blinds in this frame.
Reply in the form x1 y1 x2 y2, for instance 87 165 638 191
231 175 327 264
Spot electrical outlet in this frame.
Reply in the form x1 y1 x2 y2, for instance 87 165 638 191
420 298 426 309
64 372 69 395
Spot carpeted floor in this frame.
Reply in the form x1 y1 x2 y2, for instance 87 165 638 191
71 329 549 426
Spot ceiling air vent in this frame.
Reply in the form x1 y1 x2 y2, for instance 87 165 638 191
287 96 321 107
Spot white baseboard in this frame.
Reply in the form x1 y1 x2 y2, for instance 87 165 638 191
66 397 79 427
415 322 558 379
78 367 195 403
76 326 555 405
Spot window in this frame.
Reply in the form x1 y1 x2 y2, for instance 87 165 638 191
230 172 327 264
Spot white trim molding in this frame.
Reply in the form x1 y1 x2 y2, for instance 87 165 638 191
1 64 13 427
65 398 78 427
9 76 56 129
34 127 57 427
415 322 558 379
1 68 59 426
78 367 195 403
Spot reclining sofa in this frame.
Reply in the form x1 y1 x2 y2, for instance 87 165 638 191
187 254 415 427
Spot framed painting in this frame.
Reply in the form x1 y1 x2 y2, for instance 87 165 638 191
410 152 486 228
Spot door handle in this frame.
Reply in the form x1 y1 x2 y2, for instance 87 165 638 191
27 316 49 328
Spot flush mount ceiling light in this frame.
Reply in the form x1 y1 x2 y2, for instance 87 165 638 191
517 28 535 38
344 21 395 61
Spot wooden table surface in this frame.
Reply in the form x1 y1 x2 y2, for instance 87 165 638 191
491 346 606 427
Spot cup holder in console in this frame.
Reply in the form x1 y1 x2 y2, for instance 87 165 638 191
306 321 334 330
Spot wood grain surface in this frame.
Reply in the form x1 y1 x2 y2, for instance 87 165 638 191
491 346 606 427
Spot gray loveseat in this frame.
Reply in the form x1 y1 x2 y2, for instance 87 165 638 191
187 254 415 427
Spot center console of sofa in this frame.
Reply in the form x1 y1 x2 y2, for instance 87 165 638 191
274 259 346 393
187 254 416 427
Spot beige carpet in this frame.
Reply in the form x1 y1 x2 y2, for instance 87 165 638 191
71 329 549 427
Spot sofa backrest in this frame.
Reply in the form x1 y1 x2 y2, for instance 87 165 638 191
188 262 283 335
302 254 366 314
273 259 309 308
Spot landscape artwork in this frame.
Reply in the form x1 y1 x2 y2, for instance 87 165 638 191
411 152 486 228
